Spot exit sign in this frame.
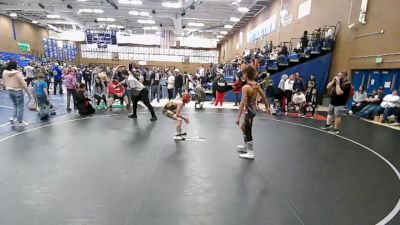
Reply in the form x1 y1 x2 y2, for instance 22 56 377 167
375 56 383 64
18 42 30 51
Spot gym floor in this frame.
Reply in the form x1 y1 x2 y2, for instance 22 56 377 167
0 92 399 225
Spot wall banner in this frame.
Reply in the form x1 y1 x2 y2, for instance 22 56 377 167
298 0 312 19
247 14 277 43
280 3 293 27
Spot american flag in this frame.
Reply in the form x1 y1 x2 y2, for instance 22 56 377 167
160 30 171 49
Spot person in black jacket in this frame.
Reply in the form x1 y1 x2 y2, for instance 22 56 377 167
174 71 183 98
215 75 233 107
301 30 309 53
304 81 318 117
75 83 95 116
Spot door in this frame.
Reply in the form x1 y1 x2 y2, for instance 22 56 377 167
379 70 395 95
366 70 381 94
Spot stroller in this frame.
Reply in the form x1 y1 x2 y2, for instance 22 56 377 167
191 84 206 109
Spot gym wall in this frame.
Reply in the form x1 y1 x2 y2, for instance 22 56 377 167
220 0 400 79
0 14 48 56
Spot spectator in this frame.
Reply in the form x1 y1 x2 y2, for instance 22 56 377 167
75 83 95 116
63 68 77 112
2 60 30 126
301 30 309 53
292 89 307 117
150 69 161 103
233 74 242 106
304 82 318 117
379 90 400 123
355 87 385 119
167 71 175 100
161 73 168 99
284 75 295 114
349 85 368 115
34 73 50 108
24 62 35 86
92 76 107 108
321 72 352 134
215 75 229 107
293 72 305 92
108 76 129 110
52 63 63 95
41 67 51 95
174 70 183 98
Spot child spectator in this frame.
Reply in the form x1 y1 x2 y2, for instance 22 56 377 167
75 83 95 116
215 75 229 107
63 68 77 112
305 81 318 117
292 89 306 116
233 74 242 106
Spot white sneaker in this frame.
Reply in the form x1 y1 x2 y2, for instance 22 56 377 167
9 117 16 124
239 151 254 159
349 110 353 116
18 121 29 127
174 135 184 141
237 145 247 153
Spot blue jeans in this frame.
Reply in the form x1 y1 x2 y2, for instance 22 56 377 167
355 104 380 119
383 107 397 121
151 85 160 102
161 86 168 99
234 92 241 105
174 87 182 98
8 90 24 122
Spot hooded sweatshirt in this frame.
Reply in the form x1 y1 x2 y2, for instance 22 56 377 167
2 70 28 91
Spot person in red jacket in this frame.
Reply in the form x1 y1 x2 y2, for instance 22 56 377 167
108 76 129 110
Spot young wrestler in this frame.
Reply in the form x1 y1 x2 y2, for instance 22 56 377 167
236 65 269 159
163 93 192 140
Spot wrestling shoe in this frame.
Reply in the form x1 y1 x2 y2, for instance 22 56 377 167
239 151 254 160
150 116 158 121
327 128 340 134
9 117 16 124
128 114 137 118
236 145 247 153
174 135 185 141
320 124 333 130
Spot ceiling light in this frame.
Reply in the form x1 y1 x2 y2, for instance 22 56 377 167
188 22 204 27
162 2 182 8
93 9 104 13
143 26 158 30
216 35 223 38
97 17 115 22
220 31 228 35
230 17 240 22
224 25 233 29
129 11 139 15
137 19 155 24
77 0 88 2
32 20 38 24
9 13 17 18
47 14 61 19
237 7 249 13
108 24 124 29
118 0 143 5
139 12 150 16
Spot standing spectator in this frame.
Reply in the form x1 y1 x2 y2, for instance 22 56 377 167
284 75 295 114
24 62 35 86
215 76 228 107
301 30 309 53
349 85 368 115
2 60 30 126
293 72 305 92
321 72 352 134
83 67 92 92
161 73 168 99
150 69 160 103
174 70 183 98
304 82 318 117
52 63 63 95
63 68 77 112
233 74 242 106
167 71 175 100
